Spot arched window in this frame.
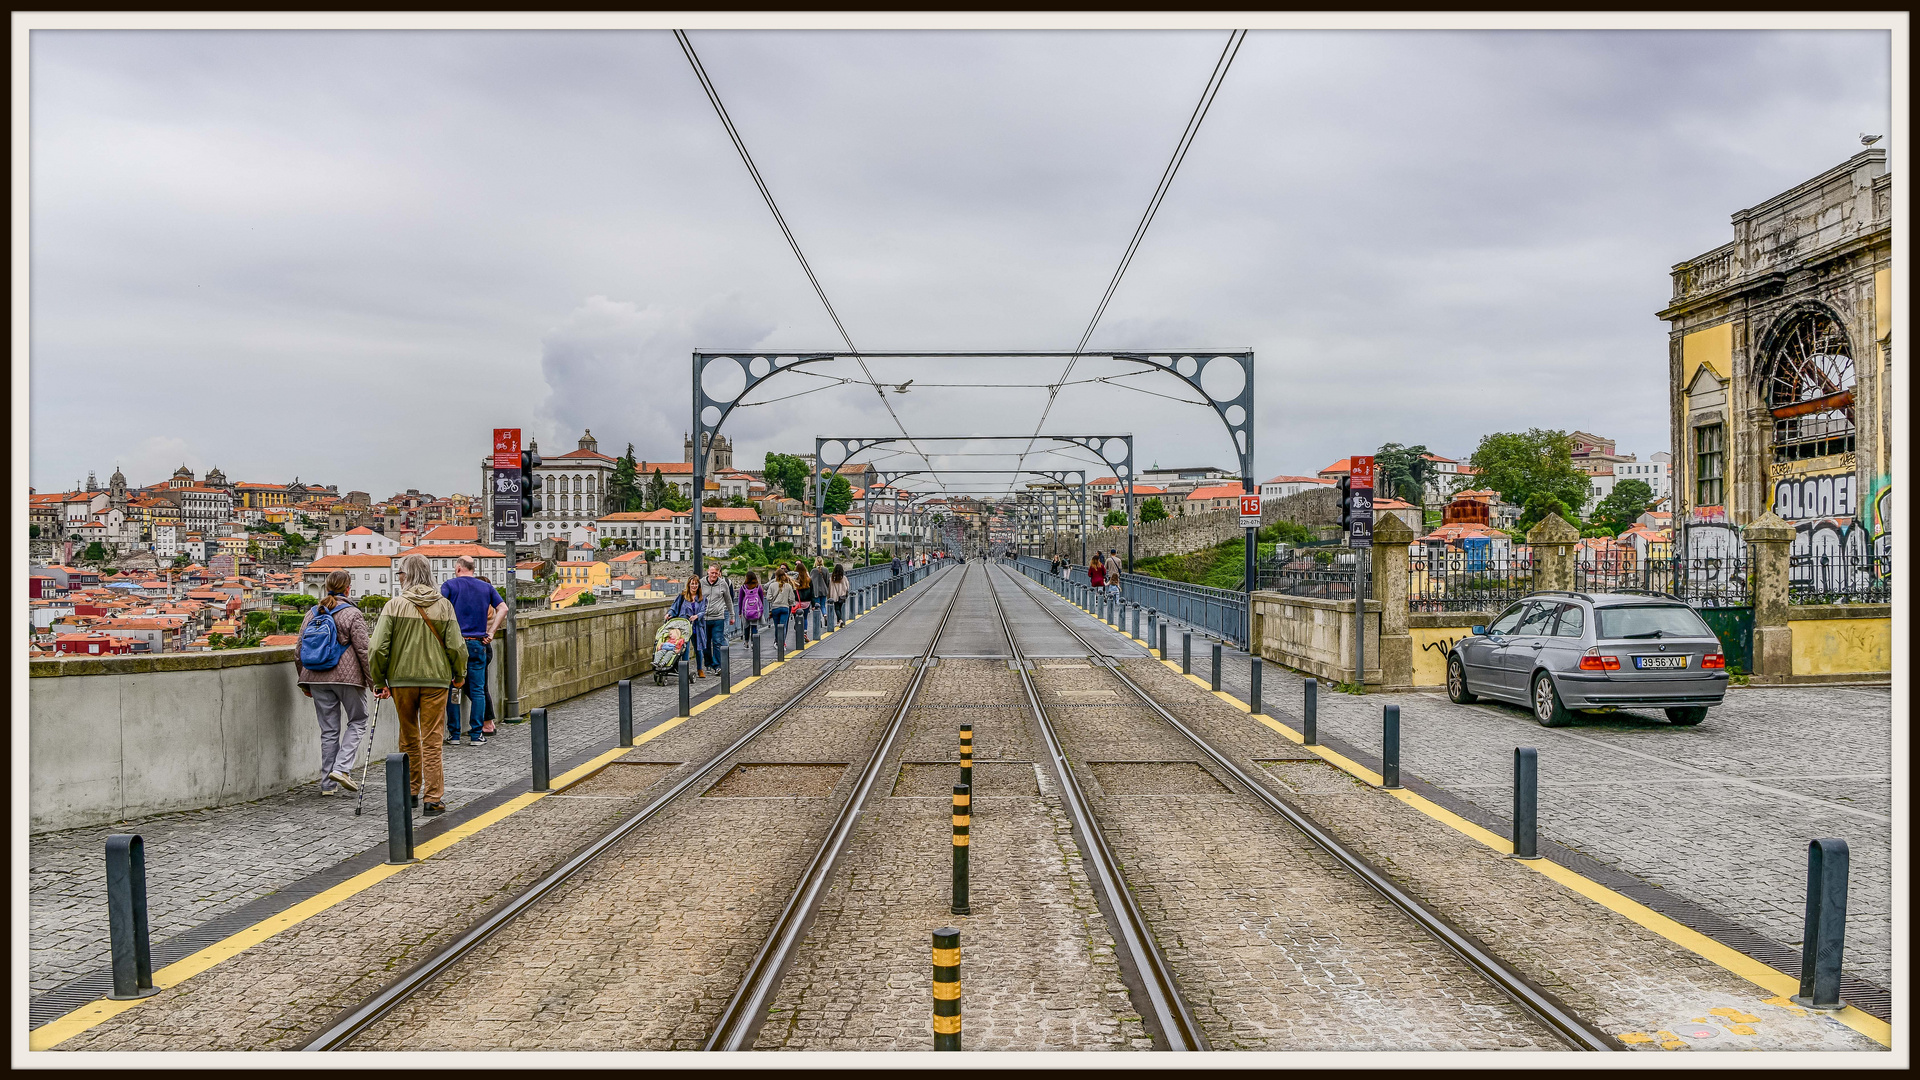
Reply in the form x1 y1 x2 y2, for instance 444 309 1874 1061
1765 310 1856 462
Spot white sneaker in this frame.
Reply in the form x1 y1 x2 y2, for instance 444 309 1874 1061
319 786 338 796
329 770 359 791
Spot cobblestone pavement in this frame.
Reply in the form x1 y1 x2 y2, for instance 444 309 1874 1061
1106 591 1893 991
28 665 707 995
758 660 1149 1051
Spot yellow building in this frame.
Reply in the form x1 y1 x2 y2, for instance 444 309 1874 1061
548 584 591 609
554 560 610 590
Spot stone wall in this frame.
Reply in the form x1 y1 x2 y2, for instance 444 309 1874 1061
1249 590 1382 686
510 596 672 712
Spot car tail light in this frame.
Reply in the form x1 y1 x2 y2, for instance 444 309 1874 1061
1703 653 1725 669
1580 649 1620 671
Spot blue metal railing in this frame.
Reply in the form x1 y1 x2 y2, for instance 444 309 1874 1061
1118 573 1248 650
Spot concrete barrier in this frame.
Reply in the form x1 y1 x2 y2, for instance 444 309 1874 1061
1786 604 1892 680
1249 590 1381 686
511 597 670 712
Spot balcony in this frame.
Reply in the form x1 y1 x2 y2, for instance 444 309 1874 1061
1670 242 1737 302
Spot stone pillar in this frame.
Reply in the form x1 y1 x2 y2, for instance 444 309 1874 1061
1370 515 1416 689
1744 512 1794 678
1526 513 1579 592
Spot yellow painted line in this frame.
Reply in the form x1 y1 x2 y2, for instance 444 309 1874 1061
1181 670 1893 1049
31 705 697 1051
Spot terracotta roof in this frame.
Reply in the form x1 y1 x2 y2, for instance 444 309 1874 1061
547 448 617 462
302 555 394 570
597 510 674 522
1185 484 1246 501
396 543 506 559
344 526 380 535
1263 475 1330 485
420 525 478 541
631 462 693 474
702 507 761 522
260 634 301 647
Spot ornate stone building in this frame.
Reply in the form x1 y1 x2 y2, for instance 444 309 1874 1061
1658 148 1892 564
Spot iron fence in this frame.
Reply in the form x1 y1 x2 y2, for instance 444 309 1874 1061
1119 572 1249 650
1573 559 1677 597
1789 553 1892 605
1409 550 1534 613
1671 557 1751 608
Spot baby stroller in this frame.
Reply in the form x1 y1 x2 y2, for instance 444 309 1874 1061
652 617 693 685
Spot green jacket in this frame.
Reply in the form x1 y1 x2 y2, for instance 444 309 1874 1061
369 585 468 689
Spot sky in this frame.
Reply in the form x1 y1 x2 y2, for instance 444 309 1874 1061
27 26 1893 501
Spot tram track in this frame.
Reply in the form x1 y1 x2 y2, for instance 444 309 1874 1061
991 563 1620 1052
302 562 963 1052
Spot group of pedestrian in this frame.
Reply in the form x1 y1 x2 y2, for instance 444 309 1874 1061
296 553 507 818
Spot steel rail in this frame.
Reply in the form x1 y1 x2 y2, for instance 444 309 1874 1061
302 563 957 1052
704 561 975 1050
981 569 1208 1051
996 564 1620 1053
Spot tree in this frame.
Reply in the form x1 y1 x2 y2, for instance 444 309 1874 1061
276 593 317 611
82 541 107 563
572 590 597 607
645 468 674 512
823 474 854 515
1375 443 1434 506
1260 519 1319 546
1138 497 1169 524
1515 491 1575 534
1466 429 1590 515
29 524 39 539
763 453 810 502
609 444 643 512
727 493 748 508
702 496 724 508
1590 478 1656 535
358 594 390 618
1103 509 1127 527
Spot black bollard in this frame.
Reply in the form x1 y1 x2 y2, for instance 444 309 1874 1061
1251 658 1263 716
618 679 634 747
750 625 763 677
104 834 158 999
1304 679 1318 745
1147 609 1158 649
1381 704 1402 789
1511 747 1539 859
531 706 551 792
678 652 691 717
775 620 787 662
720 640 732 695
1158 621 1168 661
1211 642 1223 691
1794 838 1851 1010
951 784 971 916
1182 631 1192 674
385 754 416 864
959 724 973 791
933 928 962 1051
1131 603 1141 639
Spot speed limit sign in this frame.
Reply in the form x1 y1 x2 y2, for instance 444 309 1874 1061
1239 493 1262 527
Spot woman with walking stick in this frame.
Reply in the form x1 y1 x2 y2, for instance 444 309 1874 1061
296 570 374 797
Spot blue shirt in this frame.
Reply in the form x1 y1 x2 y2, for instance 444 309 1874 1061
441 575 505 638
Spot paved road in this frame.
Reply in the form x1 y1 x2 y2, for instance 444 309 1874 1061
1082 572 1893 990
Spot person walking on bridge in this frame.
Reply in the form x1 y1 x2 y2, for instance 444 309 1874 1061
702 563 736 676
828 563 849 624
441 554 506 745
765 568 796 651
370 553 468 816
1088 551 1106 594
296 569 372 797
810 558 834 631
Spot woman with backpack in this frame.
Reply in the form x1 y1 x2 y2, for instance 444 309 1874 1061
738 570 765 638
828 563 850 624
296 570 374 797
792 558 814 635
765 568 797 651
669 576 708 678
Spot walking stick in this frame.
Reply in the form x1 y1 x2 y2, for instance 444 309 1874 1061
354 691 382 817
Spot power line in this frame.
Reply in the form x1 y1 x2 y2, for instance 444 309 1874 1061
1013 29 1247 475
672 30 938 482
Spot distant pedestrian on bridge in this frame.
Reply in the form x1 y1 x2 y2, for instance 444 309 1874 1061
702 564 736 674
828 563 849 624
296 569 372 798
1089 552 1106 594
809 559 833 631
370 553 468 817
441 554 506 745
765 569 796 650
891 554 903 578
670 576 708 678
738 570 764 638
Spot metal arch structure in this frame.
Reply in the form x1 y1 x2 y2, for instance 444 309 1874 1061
814 458 1099 566
691 350 1252 606
807 432 1139 570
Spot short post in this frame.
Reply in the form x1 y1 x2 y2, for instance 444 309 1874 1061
1303 679 1318 745
775 621 787 662
1158 621 1168 660
1182 631 1192 674
531 706 551 792
720 639 732 695
1147 608 1158 648
750 625 763 677
1381 704 1402 789
1793 838 1851 1010
951 785 971 916
1250 658 1263 716
1511 747 1539 859
618 678 634 747
1210 642 1223 691
104 834 158 999
678 656 691 717
385 754 416 864
1131 603 1141 639
959 724 973 790
933 928 962 1051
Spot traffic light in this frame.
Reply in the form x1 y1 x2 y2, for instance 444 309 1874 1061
520 448 542 519
1336 476 1353 532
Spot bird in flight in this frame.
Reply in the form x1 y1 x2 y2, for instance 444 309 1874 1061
891 380 914 394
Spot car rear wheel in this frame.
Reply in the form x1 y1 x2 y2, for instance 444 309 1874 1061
1664 706 1708 726
1532 672 1572 727
1447 655 1477 704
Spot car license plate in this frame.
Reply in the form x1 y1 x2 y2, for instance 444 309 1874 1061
1634 655 1689 670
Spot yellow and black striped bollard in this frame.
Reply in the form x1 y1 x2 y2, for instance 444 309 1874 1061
951 784 971 915
932 927 961 1051
959 724 973 791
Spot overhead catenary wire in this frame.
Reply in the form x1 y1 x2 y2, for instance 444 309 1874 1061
1013 29 1247 477
672 30 940 484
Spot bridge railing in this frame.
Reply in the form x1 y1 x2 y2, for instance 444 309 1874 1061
1118 573 1249 650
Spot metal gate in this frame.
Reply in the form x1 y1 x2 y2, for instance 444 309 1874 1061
1695 607 1753 675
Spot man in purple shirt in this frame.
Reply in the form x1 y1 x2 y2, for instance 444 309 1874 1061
440 554 508 745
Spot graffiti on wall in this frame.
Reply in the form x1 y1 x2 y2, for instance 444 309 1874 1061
1765 452 1876 563
1865 474 1893 559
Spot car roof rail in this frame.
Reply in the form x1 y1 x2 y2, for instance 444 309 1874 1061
1529 589 1593 602
1599 588 1685 602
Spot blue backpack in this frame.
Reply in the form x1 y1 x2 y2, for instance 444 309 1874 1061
299 600 352 671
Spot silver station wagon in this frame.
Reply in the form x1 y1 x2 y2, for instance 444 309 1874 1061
1446 591 1729 727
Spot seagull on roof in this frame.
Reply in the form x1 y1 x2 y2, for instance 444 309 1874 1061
1860 133 1883 146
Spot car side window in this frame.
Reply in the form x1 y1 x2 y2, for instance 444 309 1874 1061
1487 603 1528 636
1553 603 1585 637
1514 602 1558 636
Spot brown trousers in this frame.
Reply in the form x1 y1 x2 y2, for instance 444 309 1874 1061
390 686 449 803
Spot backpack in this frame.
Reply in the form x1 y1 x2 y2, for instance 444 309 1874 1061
299 600 351 671
740 587 763 620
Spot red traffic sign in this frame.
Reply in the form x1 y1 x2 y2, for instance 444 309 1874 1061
1350 455 1376 489
1239 493 1262 525
493 428 521 470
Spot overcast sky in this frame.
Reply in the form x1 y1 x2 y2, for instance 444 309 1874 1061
28 27 1892 500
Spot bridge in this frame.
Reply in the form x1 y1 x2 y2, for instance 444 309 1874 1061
26 560 1890 1053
